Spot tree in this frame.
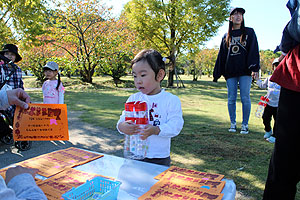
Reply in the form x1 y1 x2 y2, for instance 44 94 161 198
20 36 66 84
0 0 48 44
97 18 141 86
124 0 230 87
259 50 281 75
50 0 112 83
195 48 218 78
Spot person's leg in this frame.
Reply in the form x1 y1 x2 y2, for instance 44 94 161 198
271 106 278 138
238 76 252 126
262 105 272 132
226 77 238 125
263 88 300 200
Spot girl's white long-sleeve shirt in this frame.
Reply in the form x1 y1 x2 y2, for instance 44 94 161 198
117 89 184 159
42 80 64 104
256 76 281 107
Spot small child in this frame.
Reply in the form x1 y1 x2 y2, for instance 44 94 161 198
117 49 184 166
256 58 281 143
0 44 24 119
42 61 64 104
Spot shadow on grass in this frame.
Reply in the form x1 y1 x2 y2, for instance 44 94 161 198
171 112 273 199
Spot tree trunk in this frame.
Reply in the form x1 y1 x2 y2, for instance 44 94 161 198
80 69 93 83
192 63 197 81
167 69 174 87
167 51 176 87
167 0 176 88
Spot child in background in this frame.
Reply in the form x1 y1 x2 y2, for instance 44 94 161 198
117 49 184 166
255 58 281 143
42 61 64 104
0 44 24 119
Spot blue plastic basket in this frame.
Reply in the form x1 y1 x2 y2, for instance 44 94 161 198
62 176 121 200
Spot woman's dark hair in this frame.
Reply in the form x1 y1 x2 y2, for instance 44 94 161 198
225 15 246 48
43 67 61 90
131 49 166 80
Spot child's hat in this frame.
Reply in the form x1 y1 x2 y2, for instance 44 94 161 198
230 7 245 16
44 61 59 71
0 44 22 63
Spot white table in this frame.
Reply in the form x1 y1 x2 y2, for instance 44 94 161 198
75 152 236 200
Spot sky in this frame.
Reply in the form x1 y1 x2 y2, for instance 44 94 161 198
104 0 291 50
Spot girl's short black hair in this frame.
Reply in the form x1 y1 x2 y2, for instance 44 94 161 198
131 49 166 80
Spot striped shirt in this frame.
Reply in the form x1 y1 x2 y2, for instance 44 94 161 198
0 64 24 90
0 63 24 119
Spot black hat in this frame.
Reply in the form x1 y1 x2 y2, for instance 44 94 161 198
0 44 22 63
230 7 245 16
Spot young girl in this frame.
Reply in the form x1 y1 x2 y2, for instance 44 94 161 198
255 58 281 143
117 49 184 166
42 61 64 104
213 7 260 134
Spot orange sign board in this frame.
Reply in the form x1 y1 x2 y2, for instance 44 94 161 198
13 103 69 141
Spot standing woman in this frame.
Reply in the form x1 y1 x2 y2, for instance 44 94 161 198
213 7 260 134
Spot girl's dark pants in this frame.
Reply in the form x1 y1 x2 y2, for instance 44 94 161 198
262 104 278 136
263 87 300 200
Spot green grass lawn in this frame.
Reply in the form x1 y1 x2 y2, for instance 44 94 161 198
23 75 300 199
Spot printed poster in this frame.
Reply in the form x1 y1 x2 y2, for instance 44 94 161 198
155 166 224 181
139 180 223 200
13 103 69 141
17 147 103 177
160 171 225 193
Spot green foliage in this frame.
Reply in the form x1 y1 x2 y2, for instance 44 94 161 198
0 0 48 43
124 0 230 86
259 50 281 75
19 37 67 84
98 51 132 86
96 18 141 86
49 0 112 83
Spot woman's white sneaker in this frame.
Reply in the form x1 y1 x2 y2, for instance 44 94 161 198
228 123 237 132
240 124 249 134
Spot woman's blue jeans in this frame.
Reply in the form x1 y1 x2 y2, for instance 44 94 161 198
226 76 252 125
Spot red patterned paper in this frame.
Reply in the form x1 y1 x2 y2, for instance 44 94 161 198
139 178 223 200
158 171 225 193
155 166 224 181
17 147 103 177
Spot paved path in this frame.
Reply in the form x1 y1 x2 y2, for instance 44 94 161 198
0 110 123 168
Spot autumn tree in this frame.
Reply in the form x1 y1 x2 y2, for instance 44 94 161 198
50 0 112 83
97 18 141 86
259 50 281 75
124 0 230 87
195 48 218 78
20 36 67 84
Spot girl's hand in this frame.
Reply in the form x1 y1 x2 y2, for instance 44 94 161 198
140 125 160 140
252 72 259 80
118 120 140 135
